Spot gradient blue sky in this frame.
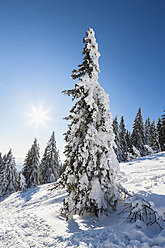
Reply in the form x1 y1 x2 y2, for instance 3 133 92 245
0 0 165 164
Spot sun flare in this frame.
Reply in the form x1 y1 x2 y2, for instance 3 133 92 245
27 104 51 128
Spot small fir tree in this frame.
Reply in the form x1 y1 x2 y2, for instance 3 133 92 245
39 132 60 184
125 130 134 160
125 130 132 152
145 117 151 147
161 111 165 151
0 153 4 176
0 150 18 196
150 120 161 153
132 106 146 156
0 153 5 196
18 172 27 192
157 117 163 151
56 28 120 219
144 117 154 155
119 116 128 162
112 116 122 162
22 138 40 188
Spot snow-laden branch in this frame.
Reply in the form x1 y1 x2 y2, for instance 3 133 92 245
117 184 163 230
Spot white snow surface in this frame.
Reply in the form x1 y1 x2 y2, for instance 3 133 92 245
0 152 165 247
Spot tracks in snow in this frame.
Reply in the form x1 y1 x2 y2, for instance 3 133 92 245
0 199 59 248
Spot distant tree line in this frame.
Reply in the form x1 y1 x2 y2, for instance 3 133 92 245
0 109 164 198
112 107 165 162
0 132 61 197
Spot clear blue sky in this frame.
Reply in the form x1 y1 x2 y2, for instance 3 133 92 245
0 0 165 164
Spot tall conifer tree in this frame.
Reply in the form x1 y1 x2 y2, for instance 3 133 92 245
39 132 60 184
132 106 146 156
125 130 132 153
161 111 165 151
0 153 4 176
18 172 27 192
112 116 121 162
150 120 161 153
145 117 151 147
157 117 163 151
0 153 6 196
0 150 18 196
119 116 128 162
57 28 120 219
22 138 40 188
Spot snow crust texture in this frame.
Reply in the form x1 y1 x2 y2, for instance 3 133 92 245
0 152 165 247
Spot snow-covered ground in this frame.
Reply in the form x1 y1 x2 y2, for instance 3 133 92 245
0 152 165 247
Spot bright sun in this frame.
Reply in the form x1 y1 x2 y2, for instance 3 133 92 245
27 104 51 128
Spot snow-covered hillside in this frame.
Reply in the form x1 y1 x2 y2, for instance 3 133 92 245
0 152 165 247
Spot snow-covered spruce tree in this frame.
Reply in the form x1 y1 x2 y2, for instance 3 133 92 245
22 138 40 188
39 132 60 184
132 106 146 156
0 153 6 196
0 153 4 175
157 117 163 151
18 172 27 192
125 130 135 161
57 28 120 219
112 116 122 162
119 116 128 162
144 117 154 155
150 120 161 153
125 130 132 152
145 117 151 147
0 150 18 196
161 111 165 151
